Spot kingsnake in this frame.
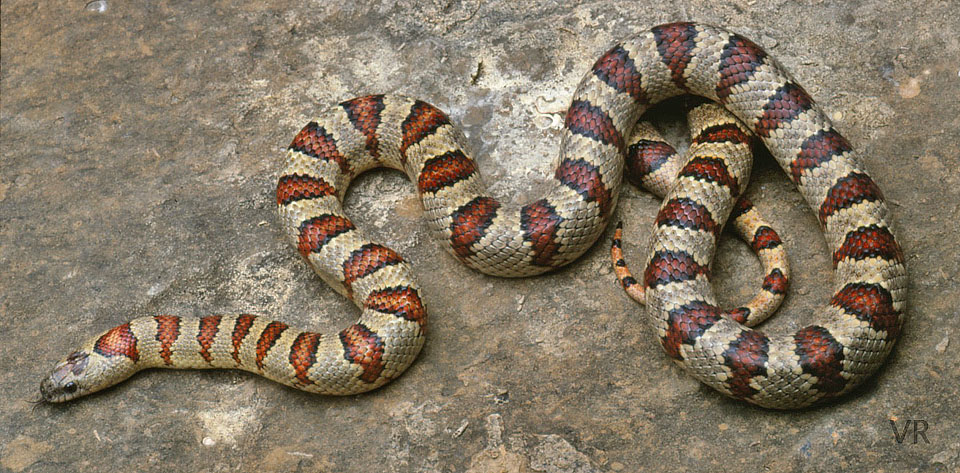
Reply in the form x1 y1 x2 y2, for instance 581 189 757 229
40 22 905 409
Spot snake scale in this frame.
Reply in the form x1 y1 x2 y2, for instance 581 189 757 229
41 22 906 409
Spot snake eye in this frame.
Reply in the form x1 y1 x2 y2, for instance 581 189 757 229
63 382 78 394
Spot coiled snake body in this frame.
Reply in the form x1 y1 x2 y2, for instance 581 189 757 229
41 22 906 409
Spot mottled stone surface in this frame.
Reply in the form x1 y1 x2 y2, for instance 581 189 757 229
2 1 958 472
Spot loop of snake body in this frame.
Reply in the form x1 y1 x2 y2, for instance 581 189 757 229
612 109 791 327
41 22 906 409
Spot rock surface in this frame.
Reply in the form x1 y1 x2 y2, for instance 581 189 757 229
2 1 958 471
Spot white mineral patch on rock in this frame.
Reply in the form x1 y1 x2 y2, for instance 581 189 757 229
197 405 261 446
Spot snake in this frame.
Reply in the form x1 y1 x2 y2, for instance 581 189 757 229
40 22 906 409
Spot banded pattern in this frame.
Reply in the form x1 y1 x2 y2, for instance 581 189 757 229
612 106 791 327
631 25 905 408
42 22 905 409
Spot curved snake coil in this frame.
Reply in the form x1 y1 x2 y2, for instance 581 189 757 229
612 108 791 326
40 22 905 408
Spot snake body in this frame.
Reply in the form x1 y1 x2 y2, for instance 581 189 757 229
41 22 905 409
612 107 791 326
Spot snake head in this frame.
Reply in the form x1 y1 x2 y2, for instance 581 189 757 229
39 351 94 403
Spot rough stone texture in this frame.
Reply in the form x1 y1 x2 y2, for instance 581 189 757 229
2 1 958 472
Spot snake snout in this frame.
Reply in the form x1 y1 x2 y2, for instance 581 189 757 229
39 376 61 403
